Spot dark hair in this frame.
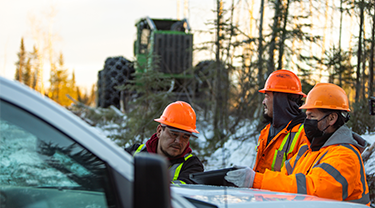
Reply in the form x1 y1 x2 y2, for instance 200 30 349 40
319 109 349 129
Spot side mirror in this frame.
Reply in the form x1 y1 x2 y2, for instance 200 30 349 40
134 153 171 208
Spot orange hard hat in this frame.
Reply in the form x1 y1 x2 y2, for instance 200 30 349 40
259 69 307 97
299 83 350 111
154 101 199 133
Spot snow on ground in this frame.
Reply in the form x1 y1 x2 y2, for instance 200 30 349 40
362 133 375 175
202 122 259 171
204 137 258 170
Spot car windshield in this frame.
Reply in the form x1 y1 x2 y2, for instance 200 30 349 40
0 100 108 190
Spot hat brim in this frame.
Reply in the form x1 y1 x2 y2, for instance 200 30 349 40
154 118 200 134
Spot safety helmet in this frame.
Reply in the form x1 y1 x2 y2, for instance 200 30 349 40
154 101 199 133
299 83 350 112
259 69 307 97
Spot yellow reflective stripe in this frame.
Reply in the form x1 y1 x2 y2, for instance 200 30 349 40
279 133 290 151
271 132 290 170
133 144 145 157
184 154 193 160
271 124 304 171
271 149 278 171
287 124 304 155
172 154 193 181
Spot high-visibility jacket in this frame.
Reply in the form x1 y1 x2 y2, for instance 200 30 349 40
253 125 370 206
253 121 309 173
125 143 204 184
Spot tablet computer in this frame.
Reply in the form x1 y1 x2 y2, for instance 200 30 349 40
189 167 238 187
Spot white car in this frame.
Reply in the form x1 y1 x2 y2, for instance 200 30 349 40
0 76 368 208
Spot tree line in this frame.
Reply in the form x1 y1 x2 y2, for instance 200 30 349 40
191 0 375 148
14 37 95 107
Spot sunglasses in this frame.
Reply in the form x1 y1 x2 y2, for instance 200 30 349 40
161 125 198 140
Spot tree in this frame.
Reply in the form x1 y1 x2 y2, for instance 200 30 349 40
369 4 375 98
29 45 40 90
258 0 265 88
24 57 33 87
48 53 75 106
115 55 174 146
355 0 364 102
267 0 281 75
14 38 27 83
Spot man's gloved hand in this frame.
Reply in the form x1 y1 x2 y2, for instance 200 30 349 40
224 166 255 188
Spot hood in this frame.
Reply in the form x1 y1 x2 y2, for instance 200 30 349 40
272 92 302 129
323 125 369 153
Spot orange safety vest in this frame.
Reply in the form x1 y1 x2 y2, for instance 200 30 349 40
253 122 309 173
255 143 370 206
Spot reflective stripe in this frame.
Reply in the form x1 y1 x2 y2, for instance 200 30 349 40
348 192 370 205
171 180 187 185
170 154 193 182
272 124 304 171
285 159 293 175
293 145 309 169
271 133 290 171
287 124 304 154
312 150 329 168
296 173 307 194
316 163 348 200
340 144 370 205
285 142 309 174
133 144 146 156
133 144 195 185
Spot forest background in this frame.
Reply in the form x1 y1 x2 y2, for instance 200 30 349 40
8 0 375 205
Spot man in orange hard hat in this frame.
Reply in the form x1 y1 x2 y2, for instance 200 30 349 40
225 83 370 206
253 69 309 173
125 101 204 184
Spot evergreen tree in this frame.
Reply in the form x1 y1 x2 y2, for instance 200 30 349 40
15 38 27 83
88 84 96 106
49 53 72 106
69 70 78 103
24 58 33 87
29 45 39 90
115 55 173 146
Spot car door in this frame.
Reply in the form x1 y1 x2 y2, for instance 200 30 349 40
0 98 120 208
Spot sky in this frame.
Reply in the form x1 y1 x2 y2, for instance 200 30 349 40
0 0 215 90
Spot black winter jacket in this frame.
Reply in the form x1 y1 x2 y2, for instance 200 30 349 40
125 142 204 184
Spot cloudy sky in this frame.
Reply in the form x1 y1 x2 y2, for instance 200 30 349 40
0 0 214 89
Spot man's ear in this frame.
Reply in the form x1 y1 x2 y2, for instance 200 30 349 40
156 124 162 137
328 113 338 125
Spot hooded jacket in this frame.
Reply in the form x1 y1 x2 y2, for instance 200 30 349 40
254 92 309 173
253 125 370 206
125 133 204 184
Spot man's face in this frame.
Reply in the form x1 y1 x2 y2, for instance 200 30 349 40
306 108 329 131
157 125 190 158
262 92 274 118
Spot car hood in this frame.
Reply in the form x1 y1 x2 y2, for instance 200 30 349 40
171 184 368 208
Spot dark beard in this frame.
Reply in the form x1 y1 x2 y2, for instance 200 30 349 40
262 111 272 124
160 145 181 159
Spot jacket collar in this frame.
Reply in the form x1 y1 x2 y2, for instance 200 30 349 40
322 125 368 153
